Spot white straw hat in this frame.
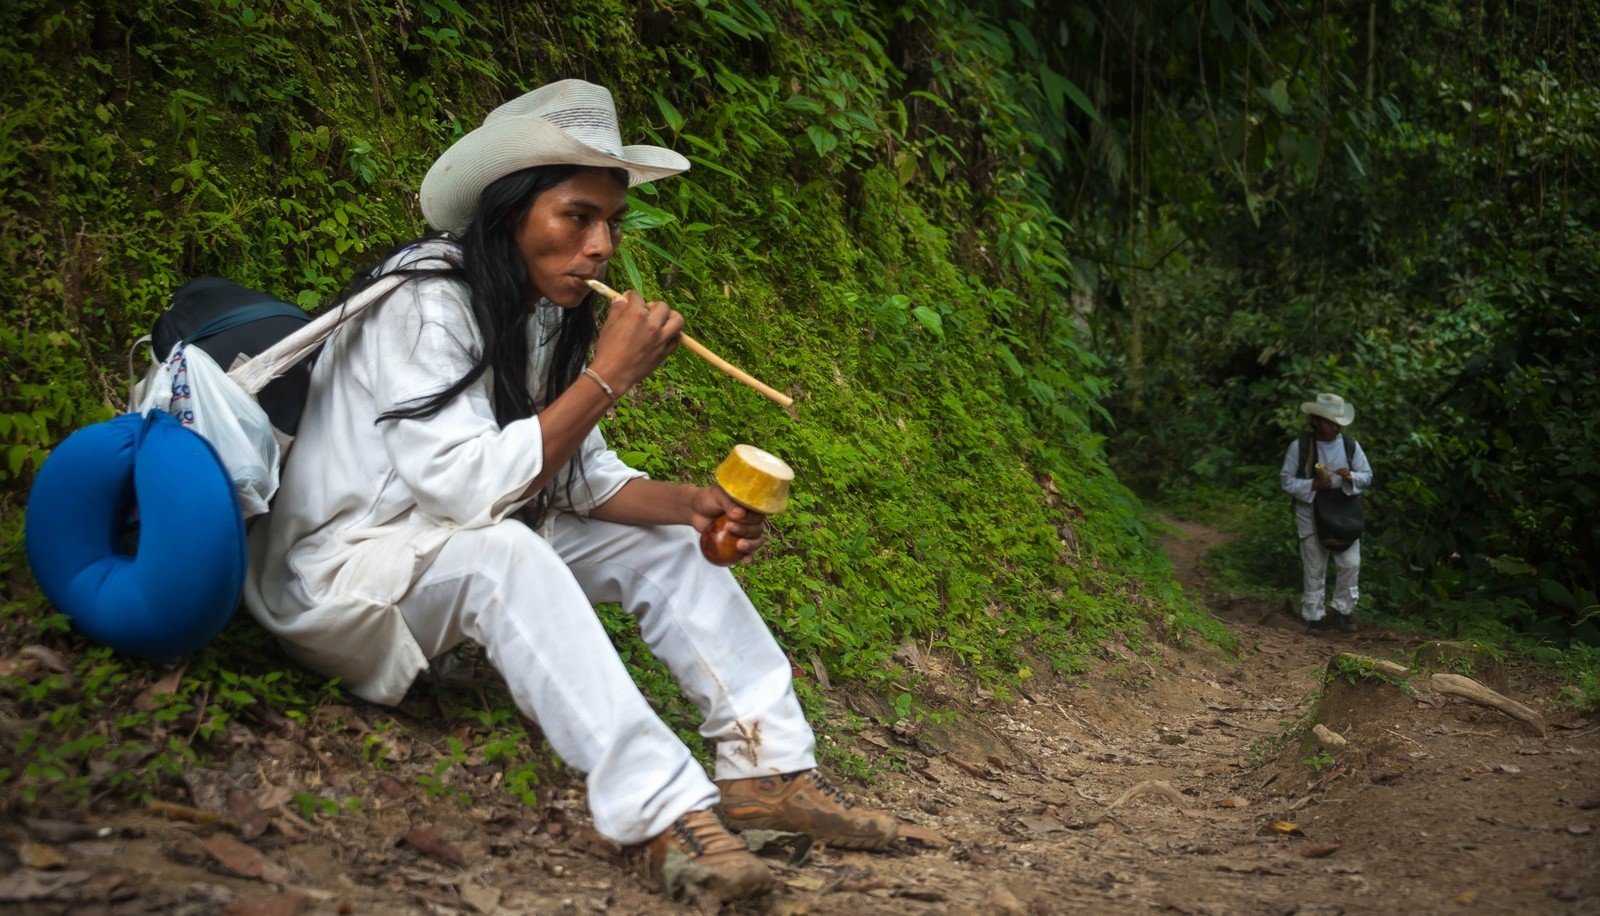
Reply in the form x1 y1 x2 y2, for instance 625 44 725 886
1300 392 1355 426
420 79 689 235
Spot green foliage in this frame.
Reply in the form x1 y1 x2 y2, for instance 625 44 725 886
1 0 1195 808
1328 654 1412 694
1034 1 1600 647
1302 749 1335 774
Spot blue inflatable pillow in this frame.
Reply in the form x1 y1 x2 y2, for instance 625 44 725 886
25 410 246 659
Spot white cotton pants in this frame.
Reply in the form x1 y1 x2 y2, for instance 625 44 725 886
1299 534 1360 622
395 514 817 844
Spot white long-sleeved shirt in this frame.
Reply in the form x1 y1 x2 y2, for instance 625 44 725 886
1280 434 1373 538
243 242 644 704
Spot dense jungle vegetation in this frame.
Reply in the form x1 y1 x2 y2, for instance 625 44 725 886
1 0 1594 811
1020 0 1599 695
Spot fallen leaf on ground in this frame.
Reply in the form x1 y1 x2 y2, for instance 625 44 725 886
1267 821 1303 836
254 786 295 812
1493 763 1521 775
203 835 265 877
17 645 70 675
1217 796 1250 809
1017 817 1067 835
229 789 270 840
401 827 465 866
134 665 187 711
148 799 234 828
459 883 502 914
0 869 92 903
76 870 131 902
224 890 311 916
18 842 69 870
1295 842 1341 858
1454 889 1479 905
770 897 814 916
783 874 827 893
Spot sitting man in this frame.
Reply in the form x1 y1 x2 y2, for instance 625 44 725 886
244 79 896 903
1279 392 1372 633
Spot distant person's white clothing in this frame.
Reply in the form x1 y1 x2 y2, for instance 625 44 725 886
1280 435 1373 621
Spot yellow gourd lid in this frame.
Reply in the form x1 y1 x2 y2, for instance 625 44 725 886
714 444 793 515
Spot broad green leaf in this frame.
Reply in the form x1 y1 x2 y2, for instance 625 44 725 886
911 305 943 337
805 126 838 157
1343 141 1366 176
1041 66 1101 123
650 90 685 133
1210 0 1235 39
1260 78 1291 116
784 95 825 115
1539 579 1576 608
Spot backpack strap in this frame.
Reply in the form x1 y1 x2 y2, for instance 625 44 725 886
185 300 311 347
1342 434 1357 468
1298 431 1316 479
227 273 410 397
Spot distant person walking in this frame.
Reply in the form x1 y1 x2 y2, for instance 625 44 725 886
1280 393 1372 633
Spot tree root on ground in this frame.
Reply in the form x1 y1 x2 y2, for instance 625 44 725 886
1430 672 1547 738
1109 779 1188 810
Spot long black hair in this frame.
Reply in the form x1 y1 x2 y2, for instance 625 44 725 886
328 163 628 523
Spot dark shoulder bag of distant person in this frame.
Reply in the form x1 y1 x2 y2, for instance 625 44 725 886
1296 432 1365 552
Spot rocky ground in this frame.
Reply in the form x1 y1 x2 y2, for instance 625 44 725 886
3 519 1596 914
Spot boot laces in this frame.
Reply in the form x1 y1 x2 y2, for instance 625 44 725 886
784 770 853 810
671 809 746 857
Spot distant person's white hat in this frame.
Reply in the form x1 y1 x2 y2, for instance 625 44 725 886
1301 392 1355 426
420 79 689 235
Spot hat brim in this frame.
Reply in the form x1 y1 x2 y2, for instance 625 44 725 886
420 115 689 234
1301 402 1355 425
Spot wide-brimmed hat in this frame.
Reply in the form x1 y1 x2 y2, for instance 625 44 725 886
1301 392 1355 426
420 79 690 235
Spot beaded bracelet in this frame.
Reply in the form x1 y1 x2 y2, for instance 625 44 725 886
581 366 617 402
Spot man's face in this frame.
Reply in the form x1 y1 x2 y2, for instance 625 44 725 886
515 168 628 309
1311 416 1341 441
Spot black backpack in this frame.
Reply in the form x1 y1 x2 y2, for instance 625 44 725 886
1296 431 1365 552
152 277 314 436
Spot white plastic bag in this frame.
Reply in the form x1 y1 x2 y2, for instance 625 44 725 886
132 343 280 517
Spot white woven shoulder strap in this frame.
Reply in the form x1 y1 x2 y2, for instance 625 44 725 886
226 273 410 396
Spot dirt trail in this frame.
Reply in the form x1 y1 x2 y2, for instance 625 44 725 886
4 519 1596 913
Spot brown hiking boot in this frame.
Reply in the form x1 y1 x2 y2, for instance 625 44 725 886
632 809 772 902
716 770 899 850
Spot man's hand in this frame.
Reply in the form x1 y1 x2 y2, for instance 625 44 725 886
590 290 683 394
1334 467 1353 481
690 486 769 564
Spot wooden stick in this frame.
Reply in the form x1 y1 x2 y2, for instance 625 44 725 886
585 279 795 413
